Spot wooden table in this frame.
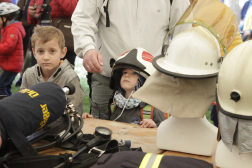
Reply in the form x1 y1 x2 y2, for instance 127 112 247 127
37 118 217 167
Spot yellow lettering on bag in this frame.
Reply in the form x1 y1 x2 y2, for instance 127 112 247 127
19 89 39 98
28 90 39 98
36 104 50 131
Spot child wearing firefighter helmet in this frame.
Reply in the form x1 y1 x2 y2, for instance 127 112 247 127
82 47 166 128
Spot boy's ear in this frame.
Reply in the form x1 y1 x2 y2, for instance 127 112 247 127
61 47 67 59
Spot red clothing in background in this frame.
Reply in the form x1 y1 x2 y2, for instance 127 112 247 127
0 22 26 72
0 0 12 3
27 0 78 25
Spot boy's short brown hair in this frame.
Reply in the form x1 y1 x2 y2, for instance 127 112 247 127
31 26 65 50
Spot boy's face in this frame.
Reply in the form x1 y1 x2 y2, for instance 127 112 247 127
33 38 66 75
120 69 139 92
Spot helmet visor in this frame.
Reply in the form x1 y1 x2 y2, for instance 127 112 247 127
164 0 238 57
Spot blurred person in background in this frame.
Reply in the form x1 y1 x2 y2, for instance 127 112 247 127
71 0 191 119
0 0 12 76
15 0 32 87
239 0 252 31
27 0 78 67
240 1 252 40
0 3 25 99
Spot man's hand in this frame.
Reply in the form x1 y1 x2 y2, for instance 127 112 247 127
83 49 103 73
82 113 93 119
28 6 36 17
140 119 157 128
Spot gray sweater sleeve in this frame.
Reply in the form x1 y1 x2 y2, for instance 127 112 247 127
66 77 85 115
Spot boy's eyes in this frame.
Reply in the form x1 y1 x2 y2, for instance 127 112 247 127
37 49 55 53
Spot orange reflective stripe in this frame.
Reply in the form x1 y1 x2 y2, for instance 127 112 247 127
140 107 144 120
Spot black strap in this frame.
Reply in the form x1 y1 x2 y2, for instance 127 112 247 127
60 119 86 151
103 0 110 27
46 0 52 21
72 139 142 168
0 106 38 157
72 139 119 167
86 72 93 114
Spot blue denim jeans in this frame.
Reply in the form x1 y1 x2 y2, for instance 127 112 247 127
0 70 18 96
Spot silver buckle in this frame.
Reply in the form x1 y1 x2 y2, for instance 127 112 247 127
88 147 105 157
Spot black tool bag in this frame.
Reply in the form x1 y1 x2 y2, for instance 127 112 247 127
0 82 142 168
43 0 74 52
0 82 66 157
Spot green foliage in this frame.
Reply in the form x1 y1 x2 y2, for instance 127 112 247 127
11 76 20 94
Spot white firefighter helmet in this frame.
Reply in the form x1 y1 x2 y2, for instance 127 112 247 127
110 47 156 90
217 40 252 119
153 26 221 79
0 2 20 17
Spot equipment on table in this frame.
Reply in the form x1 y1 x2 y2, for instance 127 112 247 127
0 82 67 156
0 82 141 168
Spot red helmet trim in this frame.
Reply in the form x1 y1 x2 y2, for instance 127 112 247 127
142 51 154 63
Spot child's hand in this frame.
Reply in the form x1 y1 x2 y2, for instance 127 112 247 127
82 113 93 119
140 119 157 128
